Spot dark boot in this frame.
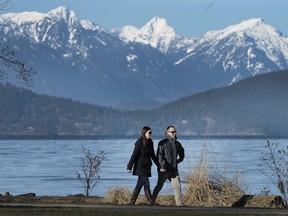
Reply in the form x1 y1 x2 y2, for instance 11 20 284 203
130 189 140 205
144 189 155 205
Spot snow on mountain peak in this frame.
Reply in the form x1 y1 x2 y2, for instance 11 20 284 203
204 18 282 40
199 18 288 68
231 18 264 30
0 11 45 25
116 16 176 53
142 16 175 35
48 6 72 17
0 6 78 27
226 18 283 37
0 6 84 45
80 20 101 31
47 6 78 26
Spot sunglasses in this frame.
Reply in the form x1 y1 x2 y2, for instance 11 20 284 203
148 131 152 134
168 131 177 134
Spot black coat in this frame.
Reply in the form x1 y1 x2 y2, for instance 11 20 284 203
157 137 185 172
127 137 158 177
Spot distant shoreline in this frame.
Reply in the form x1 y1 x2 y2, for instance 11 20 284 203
0 135 287 140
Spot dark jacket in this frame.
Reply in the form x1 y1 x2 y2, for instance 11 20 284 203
127 137 158 177
157 137 185 172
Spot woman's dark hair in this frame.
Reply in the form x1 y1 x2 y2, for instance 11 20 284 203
141 126 151 146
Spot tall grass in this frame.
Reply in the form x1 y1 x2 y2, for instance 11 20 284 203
183 141 245 207
103 186 131 204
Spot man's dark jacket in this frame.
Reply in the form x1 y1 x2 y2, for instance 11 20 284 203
157 137 185 172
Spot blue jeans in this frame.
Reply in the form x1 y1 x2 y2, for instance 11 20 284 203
134 176 151 191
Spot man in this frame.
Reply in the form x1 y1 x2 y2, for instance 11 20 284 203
152 125 185 206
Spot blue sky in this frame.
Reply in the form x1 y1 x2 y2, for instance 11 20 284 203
3 0 288 38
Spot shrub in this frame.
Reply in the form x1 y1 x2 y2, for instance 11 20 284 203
259 140 288 208
76 145 106 197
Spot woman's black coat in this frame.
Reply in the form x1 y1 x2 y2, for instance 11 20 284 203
127 137 158 177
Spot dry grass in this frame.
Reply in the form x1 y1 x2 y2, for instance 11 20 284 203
183 168 244 207
103 186 175 205
102 186 282 209
182 142 245 207
103 186 131 204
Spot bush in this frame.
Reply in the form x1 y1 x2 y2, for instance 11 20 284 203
76 145 106 197
259 140 288 208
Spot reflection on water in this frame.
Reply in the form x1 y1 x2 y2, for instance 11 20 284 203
0 138 286 196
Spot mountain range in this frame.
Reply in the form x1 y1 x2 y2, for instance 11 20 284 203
1 6 288 109
0 70 287 136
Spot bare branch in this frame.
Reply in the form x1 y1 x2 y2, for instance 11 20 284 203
259 140 288 208
0 0 13 11
0 1 36 84
0 44 37 85
76 145 106 197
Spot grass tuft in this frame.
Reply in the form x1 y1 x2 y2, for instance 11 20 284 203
183 142 245 207
103 186 131 204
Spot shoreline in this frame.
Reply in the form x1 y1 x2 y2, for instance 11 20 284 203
0 135 287 140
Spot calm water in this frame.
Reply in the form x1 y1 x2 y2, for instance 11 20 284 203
0 138 286 197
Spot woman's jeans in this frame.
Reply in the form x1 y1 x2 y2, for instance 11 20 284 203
134 176 150 191
152 171 183 206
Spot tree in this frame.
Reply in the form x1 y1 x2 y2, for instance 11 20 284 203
76 145 106 197
0 0 36 84
259 140 288 208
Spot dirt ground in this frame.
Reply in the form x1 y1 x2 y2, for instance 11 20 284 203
0 193 286 208
1 195 288 216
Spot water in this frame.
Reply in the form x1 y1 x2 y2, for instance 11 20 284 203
0 138 286 197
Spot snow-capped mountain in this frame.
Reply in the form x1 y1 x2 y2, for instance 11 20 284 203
112 16 196 65
172 18 288 85
0 7 176 106
1 7 288 107
116 17 288 94
112 16 179 54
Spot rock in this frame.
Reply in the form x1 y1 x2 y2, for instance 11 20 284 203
67 193 86 197
271 196 286 208
232 194 254 207
1 192 11 196
15 193 36 197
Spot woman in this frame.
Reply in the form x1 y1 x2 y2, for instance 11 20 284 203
127 126 158 205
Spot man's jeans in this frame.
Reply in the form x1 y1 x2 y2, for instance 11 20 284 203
152 171 183 206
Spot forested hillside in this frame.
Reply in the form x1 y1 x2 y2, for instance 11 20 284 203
1 70 288 137
149 70 288 136
0 84 129 136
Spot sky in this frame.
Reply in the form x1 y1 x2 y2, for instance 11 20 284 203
2 0 288 38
